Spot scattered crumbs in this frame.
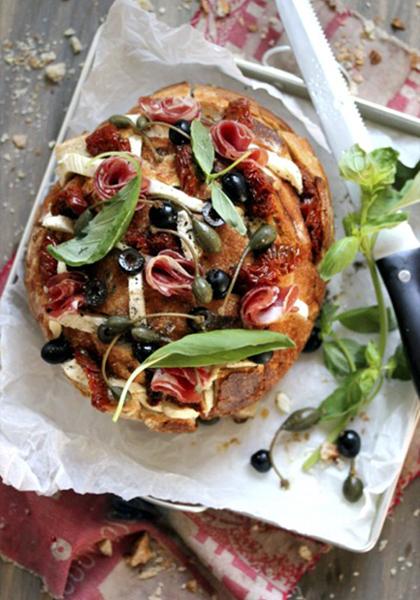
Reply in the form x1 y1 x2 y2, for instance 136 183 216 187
247 22 258 33
397 555 405 562
369 50 382 65
12 134 27 149
128 533 154 568
4 153 11 161
139 564 166 580
298 545 313 562
352 571 359 577
17 170 26 179
390 567 397 576
45 62 66 83
39 51 56 65
98 538 113 557
275 391 291 414
320 441 339 462
391 17 406 31
69 36 82 55
218 437 240 451
158 7 166 15
378 539 388 552
0 133 9 143
137 0 154 11
185 579 198 593
48 140 56 148
338 573 344 582
63 28 76 37
406 561 413 568
350 587 356 593
329 594 335 599
148 582 163 600
413 508 420 517
260 407 269 419
352 72 364 84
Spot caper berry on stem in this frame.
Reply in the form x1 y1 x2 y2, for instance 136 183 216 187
192 219 222 254
109 114 132 129
280 407 321 432
343 464 364 503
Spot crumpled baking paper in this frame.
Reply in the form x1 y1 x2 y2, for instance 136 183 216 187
0 0 418 551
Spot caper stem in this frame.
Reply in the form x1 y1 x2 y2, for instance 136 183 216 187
139 120 191 140
150 226 201 276
268 425 290 490
219 243 250 314
140 132 163 163
101 333 122 386
207 149 252 182
135 312 205 324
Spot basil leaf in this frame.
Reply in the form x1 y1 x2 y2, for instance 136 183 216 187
191 119 215 176
211 184 247 236
48 175 141 266
323 339 366 377
386 344 411 381
342 211 360 236
339 144 399 194
363 211 408 234
319 373 366 422
367 187 401 220
365 341 381 370
142 329 294 368
319 301 339 337
318 236 359 281
393 171 420 211
394 158 420 191
335 305 397 333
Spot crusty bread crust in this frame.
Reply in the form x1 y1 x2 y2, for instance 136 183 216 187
25 83 333 432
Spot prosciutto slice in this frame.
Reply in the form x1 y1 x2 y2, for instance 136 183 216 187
94 157 137 200
145 249 196 297
151 367 211 405
211 120 253 160
241 284 300 327
138 96 200 124
46 272 87 317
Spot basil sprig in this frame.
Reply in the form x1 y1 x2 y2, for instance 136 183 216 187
210 183 247 236
113 329 294 422
298 145 418 472
190 119 215 175
48 155 141 266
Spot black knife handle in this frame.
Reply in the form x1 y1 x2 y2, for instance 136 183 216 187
376 247 420 396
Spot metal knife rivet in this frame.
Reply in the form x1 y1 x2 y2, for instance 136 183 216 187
398 269 411 283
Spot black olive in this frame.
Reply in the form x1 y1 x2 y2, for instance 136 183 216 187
280 407 321 432
133 341 160 363
192 276 213 304
41 336 73 364
149 201 177 230
206 269 231 299
169 119 191 145
303 326 322 353
188 307 216 332
250 449 272 473
202 202 225 228
118 248 145 276
249 224 277 252
85 279 107 309
222 172 251 204
198 417 221 426
337 430 361 458
343 474 364 503
249 350 273 364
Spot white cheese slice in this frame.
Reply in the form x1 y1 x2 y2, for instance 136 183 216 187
41 212 75 234
56 153 102 183
48 319 63 339
160 401 200 420
225 360 258 369
250 144 303 193
55 313 106 334
128 135 143 157
202 386 214 416
177 209 199 260
148 179 203 213
128 273 146 321
294 299 309 319
62 359 88 389
57 261 68 274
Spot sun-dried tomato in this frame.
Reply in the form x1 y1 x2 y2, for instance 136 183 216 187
124 227 179 256
300 172 324 261
175 145 207 198
52 179 88 216
241 244 301 289
39 233 58 284
237 160 277 218
224 98 253 130
85 123 130 157
74 350 110 412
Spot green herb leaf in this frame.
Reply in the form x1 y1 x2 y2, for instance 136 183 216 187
48 174 141 266
339 145 399 194
319 371 370 422
394 158 420 191
323 339 366 377
363 211 408 234
335 305 397 333
392 171 420 211
367 187 401 220
210 183 247 236
318 236 359 281
365 341 381 369
386 344 411 381
114 329 294 422
343 211 360 236
319 301 340 337
191 119 215 176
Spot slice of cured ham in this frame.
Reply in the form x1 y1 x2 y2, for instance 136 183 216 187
145 249 196 297
138 96 200 124
211 120 253 160
94 157 137 200
151 367 211 404
241 284 300 327
46 272 87 317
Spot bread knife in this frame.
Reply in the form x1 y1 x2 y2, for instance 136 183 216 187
275 0 420 394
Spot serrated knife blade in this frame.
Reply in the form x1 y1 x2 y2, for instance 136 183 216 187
275 0 420 394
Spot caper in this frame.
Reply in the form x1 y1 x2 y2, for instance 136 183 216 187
98 316 132 343
280 407 321 432
109 114 132 128
74 208 93 238
192 219 222 254
198 417 220 426
249 223 277 252
192 277 213 304
131 326 168 344
136 115 149 130
343 474 364 503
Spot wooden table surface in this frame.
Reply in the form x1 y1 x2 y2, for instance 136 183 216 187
0 1 419 598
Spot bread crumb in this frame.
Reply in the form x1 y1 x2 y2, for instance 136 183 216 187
137 0 154 11
138 564 166 580
298 545 313 561
12 134 27 149
413 508 419 517
45 62 66 83
378 539 388 552
320 442 339 462
390 567 397 576
369 50 382 65
185 579 198 593
275 392 291 414
40 51 56 65
216 0 231 17
129 533 154 568
391 17 405 31
64 28 76 37
69 36 82 54
98 539 113 557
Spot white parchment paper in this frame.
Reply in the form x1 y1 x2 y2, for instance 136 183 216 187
0 0 418 551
